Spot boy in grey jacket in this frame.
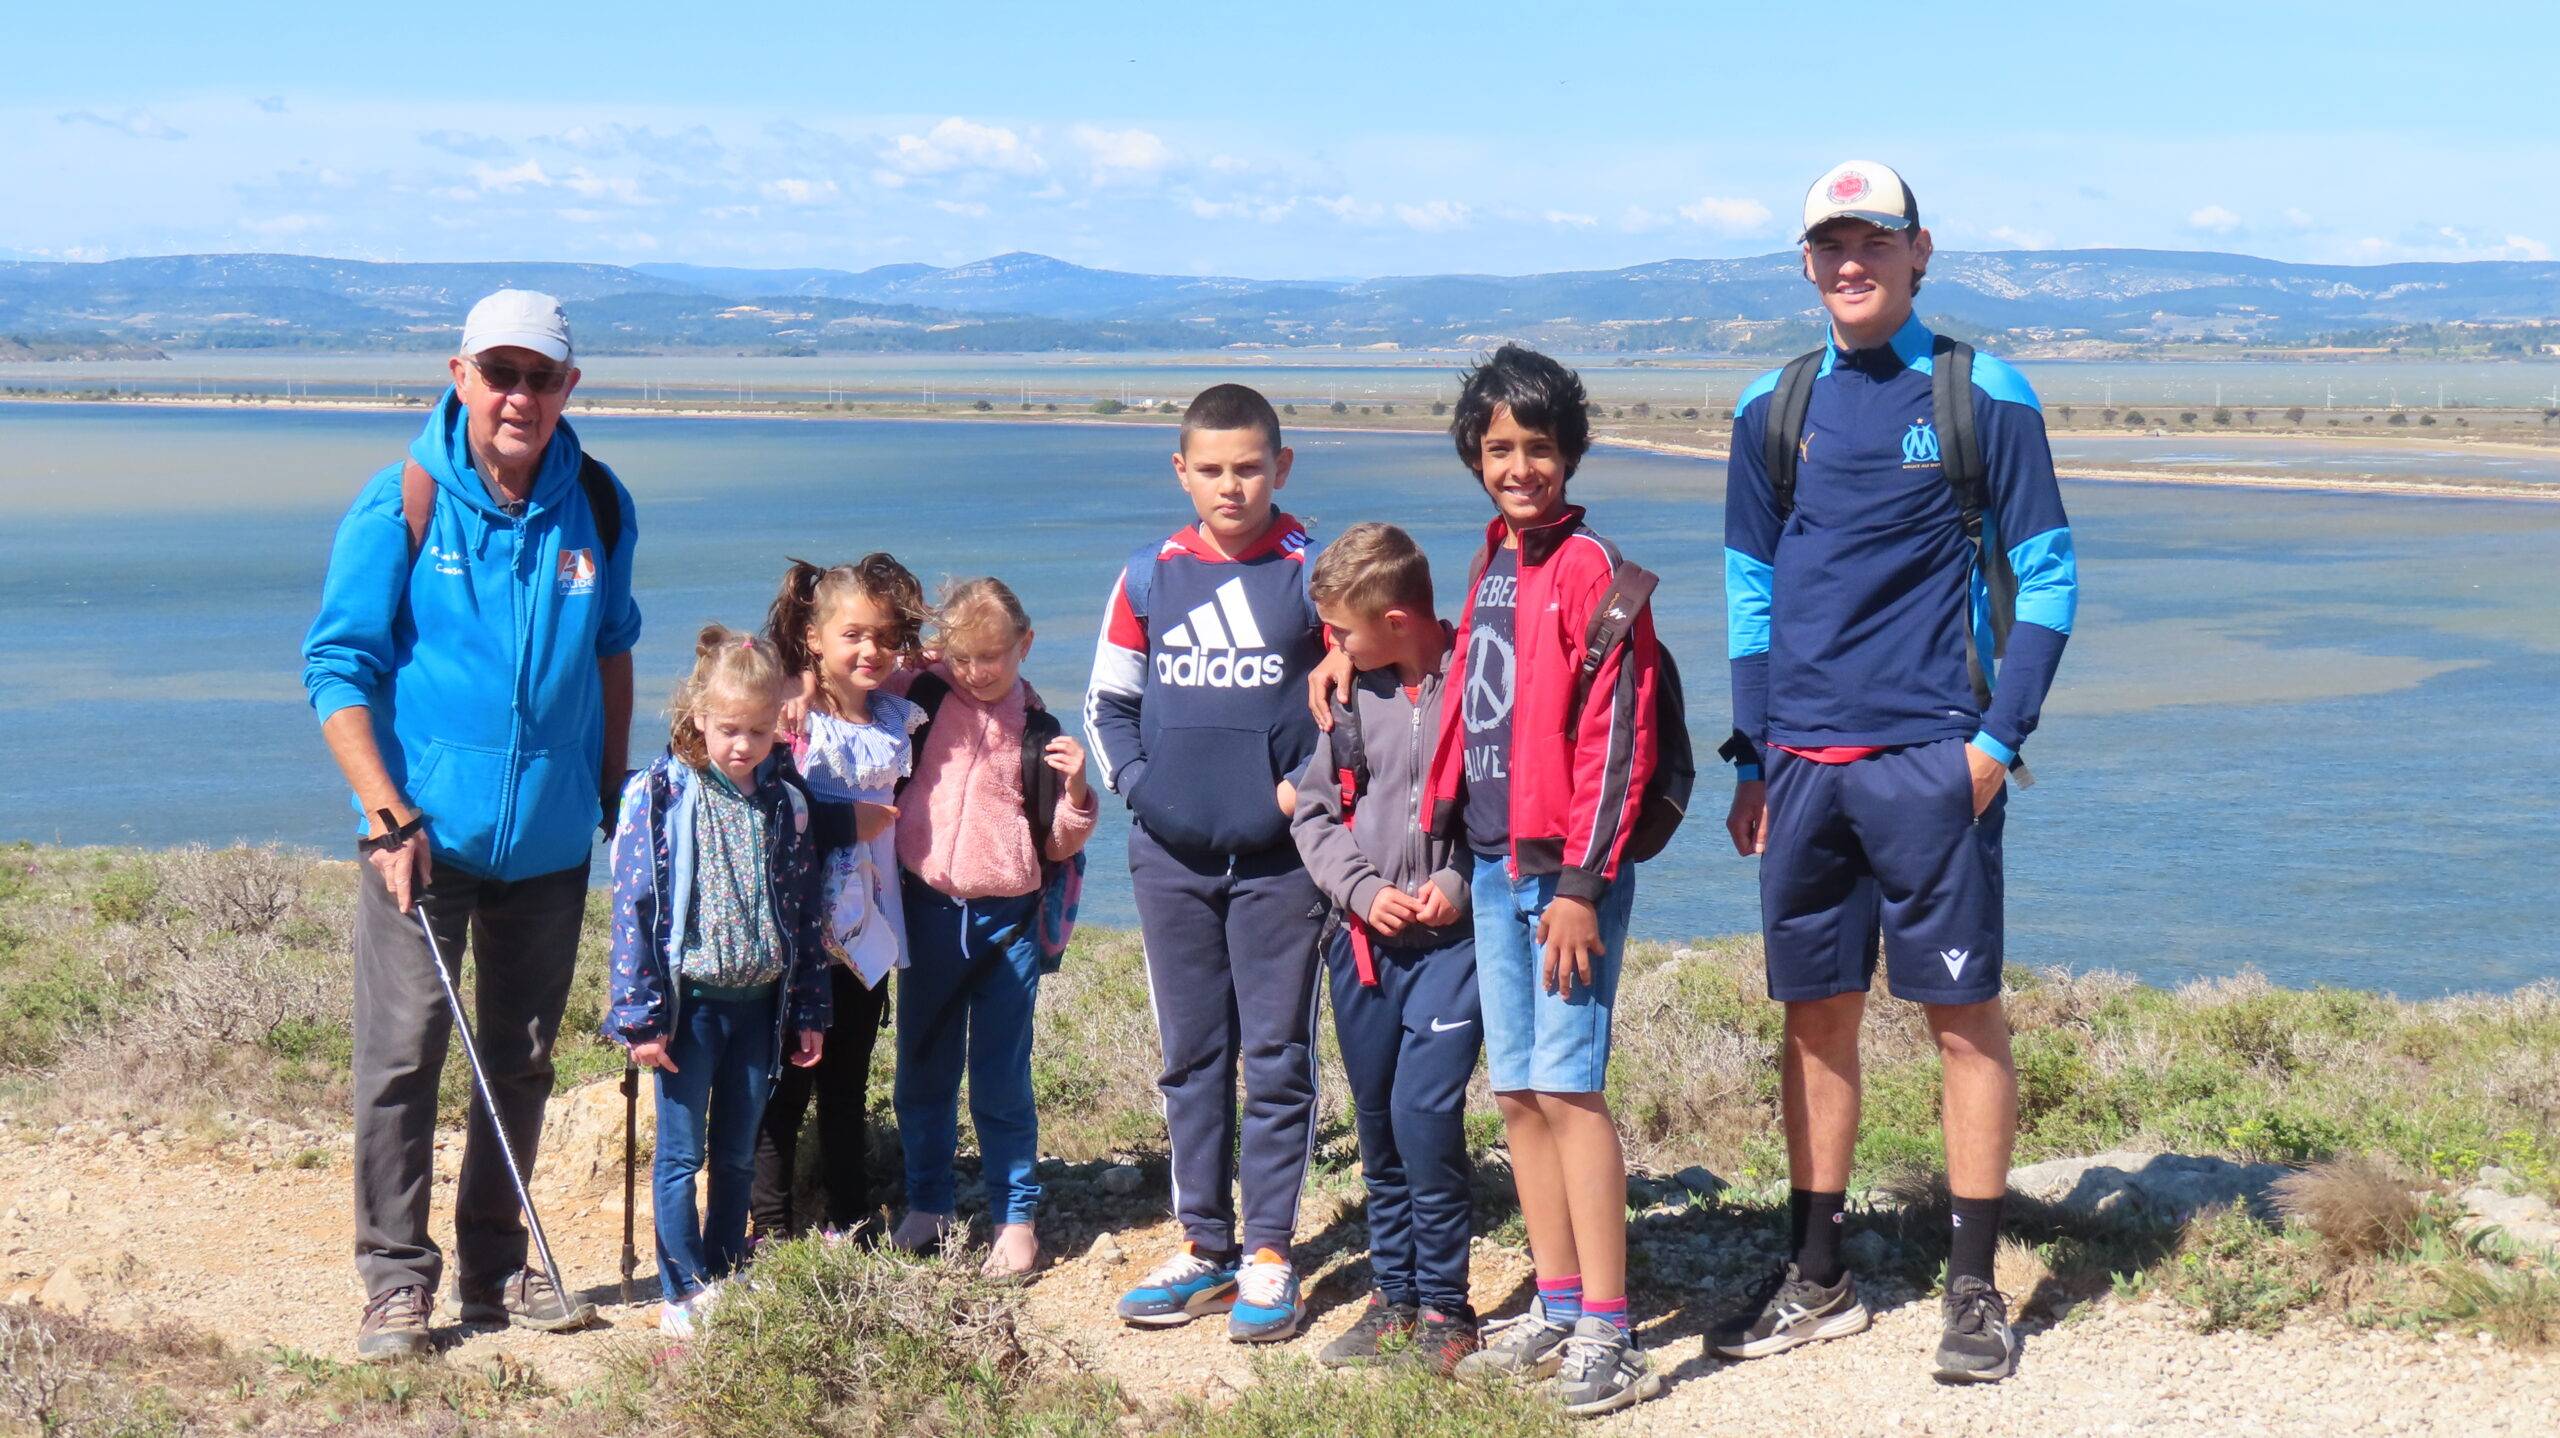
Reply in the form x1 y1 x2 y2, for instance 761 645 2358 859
1291 523 1483 1376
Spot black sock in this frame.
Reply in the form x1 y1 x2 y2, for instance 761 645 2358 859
1949 1195 2004 1287
1787 1188 1814 1252
1792 1190 1848 1285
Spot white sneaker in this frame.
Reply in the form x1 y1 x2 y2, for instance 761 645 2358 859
659 1297 695 1338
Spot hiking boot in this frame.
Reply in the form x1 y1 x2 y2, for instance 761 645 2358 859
1451 1297 1572 1381
1406 1304 1482 1378
1115 1241 1238 1327
1933 1275 2015 1382
1319 1293 1418 1367
1709 1261 1870 1359
1226 1248 1305 1343
356 1285 433 1362
1549 1316 1662 1417
456 1268 598 1333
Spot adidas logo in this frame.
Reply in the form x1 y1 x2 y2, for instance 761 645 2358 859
1155 577 1288 689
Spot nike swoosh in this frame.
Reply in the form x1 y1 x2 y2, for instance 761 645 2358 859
1428 1018 1473 1033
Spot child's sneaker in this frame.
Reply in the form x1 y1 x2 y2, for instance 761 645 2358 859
1115 1241 1238 1327
658 1281 720 1341
1407 1305 1482 1378
1318 1293 1417 1367
1549 1315 1662 1416
1451 1296 1572 1381
1226 1248 1305 1343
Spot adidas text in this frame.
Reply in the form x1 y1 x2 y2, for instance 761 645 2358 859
1154 651 1288 688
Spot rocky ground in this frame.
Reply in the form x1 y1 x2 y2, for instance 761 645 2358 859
7 1085 2558 1437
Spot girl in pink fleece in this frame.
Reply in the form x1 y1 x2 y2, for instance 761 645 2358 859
889 578 1098 1276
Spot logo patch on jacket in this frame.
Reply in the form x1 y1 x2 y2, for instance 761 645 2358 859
557 548 599 596
1901 419 1941 468
1154 576 1286 688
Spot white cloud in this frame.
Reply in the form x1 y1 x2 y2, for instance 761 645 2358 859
871 168 909 190
420 129 513 160
57 108 187 142
933 199 990 217
1311 194 1383 223
555 208 612 224
2283 207 2316 230
1188 196 1298 224
1987 225 2051 249
2187 204 2245 235
883 117 1044 178
1544 210 1598 229
1072 125 1174 182
472 160 552 192
1395 199 1471 232
1678 195 1772 233
2503 234 2553 261
762 178 840 205
561 168 646 203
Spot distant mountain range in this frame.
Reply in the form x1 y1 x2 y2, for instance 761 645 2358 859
2 247 2555 357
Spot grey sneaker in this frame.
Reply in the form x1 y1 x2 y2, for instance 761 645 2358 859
356 1284 433 1362
1550 1316 1663 1417
1933 1275 2015 1382
457 1267 598 1333
1709 1261 1871 1359
1451 1297 1573 1381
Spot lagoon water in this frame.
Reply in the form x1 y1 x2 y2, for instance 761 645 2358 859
3 402 2555 996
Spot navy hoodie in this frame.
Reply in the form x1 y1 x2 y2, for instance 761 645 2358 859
1083 513 1322 856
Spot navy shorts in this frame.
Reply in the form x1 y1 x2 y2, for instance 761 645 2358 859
1760 738 2005 1006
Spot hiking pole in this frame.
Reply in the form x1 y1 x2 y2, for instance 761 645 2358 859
411 906 597 1328
619 1061 640 1304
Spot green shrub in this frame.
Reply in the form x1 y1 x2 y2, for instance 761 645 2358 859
88 867 154 927
2161 1208 2326 1333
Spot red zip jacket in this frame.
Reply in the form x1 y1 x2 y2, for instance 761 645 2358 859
1426 506 1659 903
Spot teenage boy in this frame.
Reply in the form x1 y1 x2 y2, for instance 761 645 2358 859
1386 344 1664 1414
1288 523 1483 1377
1084 383 1329 1343
1715 160 2078 1384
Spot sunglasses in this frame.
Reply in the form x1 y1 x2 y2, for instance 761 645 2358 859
468 355 572 395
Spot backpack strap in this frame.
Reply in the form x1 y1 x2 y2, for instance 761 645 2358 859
402 461 437 558
1929 336 2014 713
1121 539 1165 636
892 674 953 801
1329 696 1368 823
1020 704 1065 853
1764 348 1825 519
1564 562 1657 741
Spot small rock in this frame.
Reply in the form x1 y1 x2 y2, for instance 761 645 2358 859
1674 1165 1726 1197
1092 1233 1125 1264
1100 1164 1144 1196
43 1189 73 1215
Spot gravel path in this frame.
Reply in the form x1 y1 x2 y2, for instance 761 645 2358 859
6 1110 2554 1436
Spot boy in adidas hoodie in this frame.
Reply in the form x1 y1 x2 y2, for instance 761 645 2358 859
1084 383 1328 1343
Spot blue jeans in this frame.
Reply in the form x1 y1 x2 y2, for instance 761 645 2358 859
652 985 779 1304
1470 853 1636 1094
895 877 1044 1224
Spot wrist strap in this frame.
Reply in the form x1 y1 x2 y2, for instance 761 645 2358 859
359 808 425 855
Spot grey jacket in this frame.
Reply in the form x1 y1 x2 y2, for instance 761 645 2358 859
1290 651 1470 948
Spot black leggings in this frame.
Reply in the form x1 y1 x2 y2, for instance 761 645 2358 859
750 964 889 1235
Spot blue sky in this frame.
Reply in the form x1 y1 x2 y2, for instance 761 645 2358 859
6 1 2554 277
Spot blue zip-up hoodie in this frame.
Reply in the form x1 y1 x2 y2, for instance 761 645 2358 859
1724 316 2077 767
603 748 833 1050
301 392 641 880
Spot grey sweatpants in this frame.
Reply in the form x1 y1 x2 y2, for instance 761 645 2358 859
1129 823 1326 1257
351 859 586 1302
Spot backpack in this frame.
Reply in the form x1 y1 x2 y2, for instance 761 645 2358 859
401 453 623 564
901 672 1086 973
1763 334 2014 720
1563 563 1693 865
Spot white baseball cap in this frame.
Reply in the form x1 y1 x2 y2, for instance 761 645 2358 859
460 289 573 364
1800 160 1919 242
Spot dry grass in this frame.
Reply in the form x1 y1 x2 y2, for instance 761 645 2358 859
2273 1157 2424 1260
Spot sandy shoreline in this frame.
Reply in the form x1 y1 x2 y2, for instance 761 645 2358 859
7 390 2557 503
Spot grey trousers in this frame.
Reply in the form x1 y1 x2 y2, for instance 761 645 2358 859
351 858 587 1302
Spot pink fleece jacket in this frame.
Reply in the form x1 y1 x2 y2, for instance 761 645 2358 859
894 665 1098 900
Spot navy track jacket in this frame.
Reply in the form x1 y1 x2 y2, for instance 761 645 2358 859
1084 514 1324 856
1725 316 2078 768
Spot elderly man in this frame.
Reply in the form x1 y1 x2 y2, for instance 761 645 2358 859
303 290 639 1361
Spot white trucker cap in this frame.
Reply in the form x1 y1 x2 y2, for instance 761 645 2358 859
1800 160 1920 241
460 289 573 364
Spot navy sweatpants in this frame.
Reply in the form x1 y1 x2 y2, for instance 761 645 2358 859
1327 925 1480 1316
1129 822 1326 1258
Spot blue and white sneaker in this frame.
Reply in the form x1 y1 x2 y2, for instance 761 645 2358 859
1227 1248 1306 1343
1116 1241 1238 1327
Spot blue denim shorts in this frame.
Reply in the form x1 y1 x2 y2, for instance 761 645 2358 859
1470 853 1636 1094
